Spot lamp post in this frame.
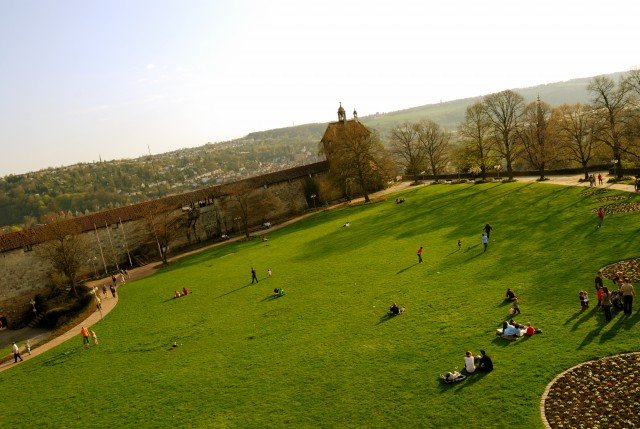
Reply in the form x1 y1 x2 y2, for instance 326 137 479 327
310 194 317 209
30 299 37 316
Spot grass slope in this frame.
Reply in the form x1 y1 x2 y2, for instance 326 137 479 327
1 182 639 428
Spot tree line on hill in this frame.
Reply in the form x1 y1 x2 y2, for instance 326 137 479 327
378 72 640 185
1 72 638 231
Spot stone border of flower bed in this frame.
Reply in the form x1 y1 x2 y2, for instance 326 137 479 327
540 351 640 428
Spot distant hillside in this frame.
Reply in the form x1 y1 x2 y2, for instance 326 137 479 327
0 71 626 229
247 72 625 140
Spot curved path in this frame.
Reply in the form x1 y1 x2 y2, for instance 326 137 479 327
0 175 633 375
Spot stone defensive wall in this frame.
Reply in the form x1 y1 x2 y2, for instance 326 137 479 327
0 161 333 326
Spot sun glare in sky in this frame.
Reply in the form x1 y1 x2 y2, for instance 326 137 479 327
0 0 638 175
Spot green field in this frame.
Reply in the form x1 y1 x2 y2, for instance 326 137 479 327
1 182 639 428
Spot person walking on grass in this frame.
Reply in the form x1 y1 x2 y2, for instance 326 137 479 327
481 233 489 252
251 267 259 284
596 207 605 228
416 246 423 263
90 330 99 346
81 326 90 349
12 342 23 363
457 240 462 251
620 277 636 315
484 223 493 239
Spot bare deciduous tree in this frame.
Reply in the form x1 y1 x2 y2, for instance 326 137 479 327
389 122 423 183
518 98 558 180
587 75 635 178
330 127 394 203
553 103 600 180
483 90 525 180
143 203 187 264
37 215 89 296
457 101 494 180
415 119 451 179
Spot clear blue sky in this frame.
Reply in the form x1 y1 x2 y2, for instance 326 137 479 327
1 0 638 176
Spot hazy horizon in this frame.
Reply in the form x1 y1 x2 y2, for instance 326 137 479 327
2 0 639 176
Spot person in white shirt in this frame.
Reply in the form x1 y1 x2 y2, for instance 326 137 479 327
481 234 489 252
12 342 23 363
464 351 475 373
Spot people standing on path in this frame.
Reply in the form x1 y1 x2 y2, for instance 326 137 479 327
481 234 489 252
25 340 32 355
597 174 603 185
597 207 605 228
12 342 23 363
251 267 259 284
620 277 636 315
81 326 90 349
416 246 423 263
102 285 108 299
90 330 99 346
484 224 493 239
110 284 117 298
111 275 117 287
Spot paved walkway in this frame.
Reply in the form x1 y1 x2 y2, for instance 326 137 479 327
0 176 631 374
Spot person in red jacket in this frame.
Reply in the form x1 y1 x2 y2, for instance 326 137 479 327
416 246 423 263
597 207 605 228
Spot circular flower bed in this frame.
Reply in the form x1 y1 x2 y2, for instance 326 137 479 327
601 258 640 283
591 202 640 214
543 353 640 428
593 195 629 203
582 188 608 197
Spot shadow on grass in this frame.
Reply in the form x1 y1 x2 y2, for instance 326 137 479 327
376 313 397 325
570 307 598 331
397 263 419 275
598 310 640 342
215 283 253 299
578 322 606 350
490 336 516 347
454 371 490 391
463 244 480 253
260 295 275 302
496 300 511 308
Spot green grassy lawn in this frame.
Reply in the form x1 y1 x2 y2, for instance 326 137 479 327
1 182 639 428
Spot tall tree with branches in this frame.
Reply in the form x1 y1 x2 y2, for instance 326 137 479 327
37 215 89 296
483 90 525 180
415 119 451 179
587 75 635 178
518 98 558 180
553 103 600 180
330 127 393 203
457 101 494 180
389 122 423 183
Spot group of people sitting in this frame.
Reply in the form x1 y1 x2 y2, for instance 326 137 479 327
173 287 190 298
388 303 405 316
497 320 541 339
441 350 494 383
395 198 405 204
272 288 285 298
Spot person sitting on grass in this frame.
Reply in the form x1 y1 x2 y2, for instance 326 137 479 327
464 351 476 374
388 303 405 315
174 290 181 299
182 287 189 296
499 321 520 339
477 350 493 372
506 288 516 301
273 288 285 298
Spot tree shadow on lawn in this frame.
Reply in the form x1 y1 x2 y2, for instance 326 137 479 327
396 263 419 274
